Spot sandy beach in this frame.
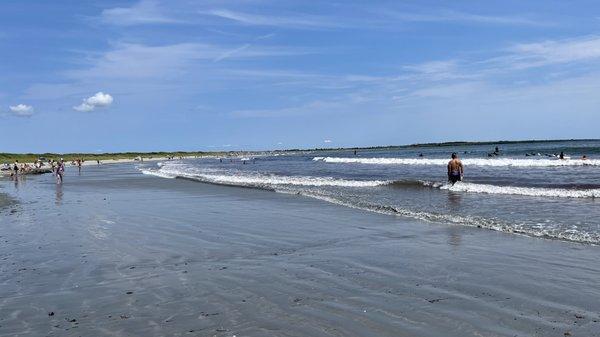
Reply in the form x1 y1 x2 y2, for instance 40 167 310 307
0 156 198 177
1 163 599 337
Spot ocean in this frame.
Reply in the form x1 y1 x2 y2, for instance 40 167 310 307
140 139 600 244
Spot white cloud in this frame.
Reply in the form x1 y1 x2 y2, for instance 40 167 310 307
101 0 180 26
9 104 34 117
74 92 113 112
323 139 332 143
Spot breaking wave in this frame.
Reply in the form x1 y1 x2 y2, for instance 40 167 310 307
141 166 388 188
138 163 600 244
392 180 600 199
291 191 600 244
142 162 600 199
440 181 600 198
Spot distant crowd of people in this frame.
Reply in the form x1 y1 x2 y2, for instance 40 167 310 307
2 157 88 184
3 159 49 176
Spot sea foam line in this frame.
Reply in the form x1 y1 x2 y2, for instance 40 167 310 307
439 182 600 199
141 168 388 187
142 166 600 198
313 156 600 167
285 190 599 244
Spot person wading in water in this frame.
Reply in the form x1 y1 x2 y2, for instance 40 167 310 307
447 152 464 185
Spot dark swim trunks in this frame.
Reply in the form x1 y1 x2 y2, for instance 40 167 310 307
448 173 462 184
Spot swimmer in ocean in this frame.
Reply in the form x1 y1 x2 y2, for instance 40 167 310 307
447 152 463 185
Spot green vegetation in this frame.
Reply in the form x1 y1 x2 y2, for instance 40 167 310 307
287 138 597 152
0 151 223 164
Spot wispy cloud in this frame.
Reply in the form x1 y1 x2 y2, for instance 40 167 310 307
383 9 546 26
225 32 600 121
400 60 480 81
213 43 251 62
200 9 344 29
393 35 600 95
67 42 315 80
230 100 347 118
502 35 600 69
101 0 182 26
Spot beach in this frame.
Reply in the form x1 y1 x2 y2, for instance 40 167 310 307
1 162 599 337
0 156 198 177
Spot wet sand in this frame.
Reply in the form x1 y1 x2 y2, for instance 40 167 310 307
0 164 599 337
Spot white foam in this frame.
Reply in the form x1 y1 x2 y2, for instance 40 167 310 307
142 165 388 187
285 190 600 244
140 169 177 179
440 182 600 198
313 156 600 167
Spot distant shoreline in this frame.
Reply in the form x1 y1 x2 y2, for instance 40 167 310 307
1 138 597 163
300 138 599 151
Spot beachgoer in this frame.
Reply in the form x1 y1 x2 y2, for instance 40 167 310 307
56 159 65 184
559 151 565 160
13 160 19 176
447 153 464 185
582 155 588 160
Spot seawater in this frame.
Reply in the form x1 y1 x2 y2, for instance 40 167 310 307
140 140 600 244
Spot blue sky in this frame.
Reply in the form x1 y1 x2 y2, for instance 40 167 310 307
2 0 600 152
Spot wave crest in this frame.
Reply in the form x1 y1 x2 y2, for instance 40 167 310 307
141 166 388 188
389 179 600 199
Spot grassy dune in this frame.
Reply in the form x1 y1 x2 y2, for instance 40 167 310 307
0 151 223 164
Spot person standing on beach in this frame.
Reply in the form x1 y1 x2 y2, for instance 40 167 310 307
447 153 464 185
12 160 19 176
56 159 65 184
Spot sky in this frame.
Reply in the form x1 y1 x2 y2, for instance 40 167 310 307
2 0 600 152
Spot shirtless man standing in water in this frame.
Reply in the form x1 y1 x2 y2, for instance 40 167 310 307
447 153 464 185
